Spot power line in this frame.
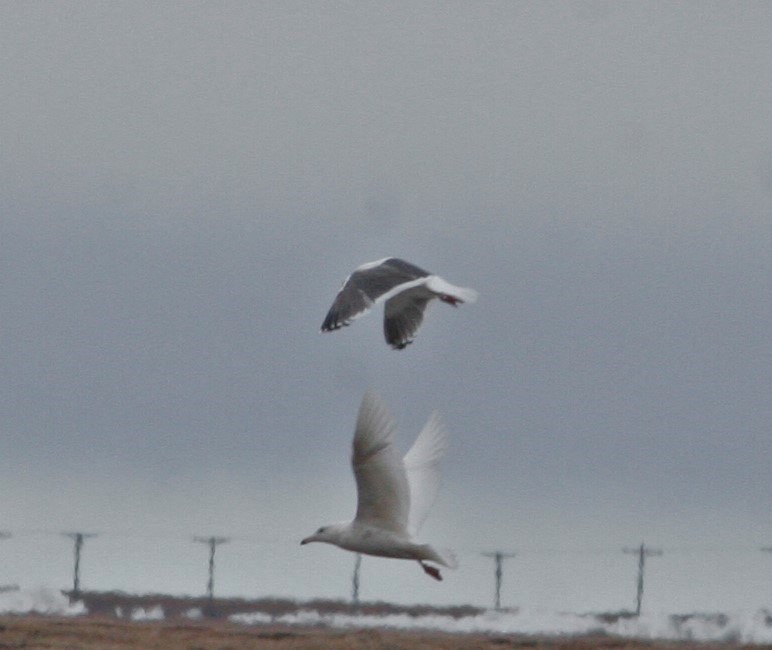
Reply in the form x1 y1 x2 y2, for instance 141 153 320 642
623 542 662 615
482 551 516 610
2 528 765 554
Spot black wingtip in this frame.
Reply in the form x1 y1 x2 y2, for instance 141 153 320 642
320 311 340 332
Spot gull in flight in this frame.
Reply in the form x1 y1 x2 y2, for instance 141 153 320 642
320 257 477 349
301 392 457 580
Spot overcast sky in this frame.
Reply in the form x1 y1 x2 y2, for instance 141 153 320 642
1 2 771 605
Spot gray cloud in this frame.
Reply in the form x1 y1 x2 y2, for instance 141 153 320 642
1 2 771 603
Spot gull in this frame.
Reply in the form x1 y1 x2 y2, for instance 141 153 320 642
320 257 478 349
301 392 457 580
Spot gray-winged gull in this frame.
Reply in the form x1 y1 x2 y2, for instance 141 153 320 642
320 257 478 349
301 391 457 580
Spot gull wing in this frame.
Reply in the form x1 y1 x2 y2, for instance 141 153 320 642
351 392 410 534
320 258 430 332
403 410 448 536
383 288 434 349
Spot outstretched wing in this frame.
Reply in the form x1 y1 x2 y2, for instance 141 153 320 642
403 410 448 536
320 258 430 332
383 288 433 349
351 392 410 534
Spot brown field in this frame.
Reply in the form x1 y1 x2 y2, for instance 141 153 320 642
1 593 767 649
1 616 766 650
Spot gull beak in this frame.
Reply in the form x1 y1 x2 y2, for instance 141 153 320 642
300 536 310 545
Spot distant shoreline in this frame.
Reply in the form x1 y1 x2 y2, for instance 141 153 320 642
64 589 489 620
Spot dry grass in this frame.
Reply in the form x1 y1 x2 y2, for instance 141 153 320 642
0 616 762 650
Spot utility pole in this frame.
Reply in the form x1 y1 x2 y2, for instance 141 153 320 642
62 532 97 598
623 542 662 615
0 532 18 593
193 536 230 601
351 553 362 605
482 551 516 610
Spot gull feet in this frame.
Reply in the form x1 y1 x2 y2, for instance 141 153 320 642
419 561 442 581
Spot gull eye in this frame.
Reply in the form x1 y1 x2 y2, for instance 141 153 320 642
317 527 326 534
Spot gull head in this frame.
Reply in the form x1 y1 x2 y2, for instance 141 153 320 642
300 522 348 546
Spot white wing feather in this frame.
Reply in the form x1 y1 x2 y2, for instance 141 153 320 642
351 392 411 534
403 411 448 536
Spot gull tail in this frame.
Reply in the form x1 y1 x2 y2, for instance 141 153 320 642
449 285 478 304
420 544 458 570
425 276 478 305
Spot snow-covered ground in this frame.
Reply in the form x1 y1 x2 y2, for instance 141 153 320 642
0 587 85 616
230 607 772 644
2 587 771 644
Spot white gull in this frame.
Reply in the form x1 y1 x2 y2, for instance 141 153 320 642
320 257 478 349
301 391 457 580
